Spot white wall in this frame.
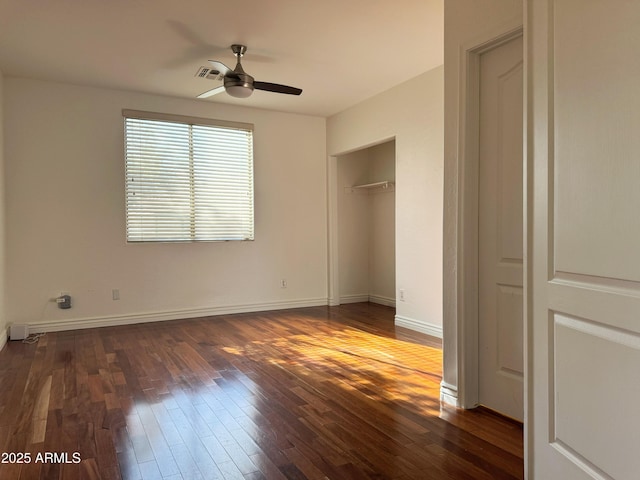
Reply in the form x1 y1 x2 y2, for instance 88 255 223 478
0 69 6 349
4 78 327 330
442 0 522 404
328 66 444 337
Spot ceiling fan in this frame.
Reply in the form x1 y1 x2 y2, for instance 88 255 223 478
196 44 302 99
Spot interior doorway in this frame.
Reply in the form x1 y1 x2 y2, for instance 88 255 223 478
329 139 396 307
453 26 525 420
477 34 524 421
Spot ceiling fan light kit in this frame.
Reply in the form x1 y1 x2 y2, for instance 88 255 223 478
226 83 254 98
197 44 302 100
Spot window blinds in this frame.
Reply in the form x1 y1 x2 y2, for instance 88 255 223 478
123 110 254 242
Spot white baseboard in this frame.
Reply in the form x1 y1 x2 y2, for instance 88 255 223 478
27 297 328 334
340 294 396 307
339 294 370 304
394 314 443 339
440 381 461 407
0 328 6 352
368 294 396 307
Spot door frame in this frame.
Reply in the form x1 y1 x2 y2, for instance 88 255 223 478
456 25 524 410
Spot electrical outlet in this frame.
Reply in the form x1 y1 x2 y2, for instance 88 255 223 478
280 279 287 288
112 289 120 300
399 289 405 302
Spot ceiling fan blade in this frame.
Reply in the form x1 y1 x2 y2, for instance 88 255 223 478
197 85 225 98
254 81 302 96
207 60 234 77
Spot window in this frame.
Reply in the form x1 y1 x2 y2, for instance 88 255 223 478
123 110 254 242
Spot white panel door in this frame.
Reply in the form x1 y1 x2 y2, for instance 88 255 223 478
478 35 524 421
530 0 640 478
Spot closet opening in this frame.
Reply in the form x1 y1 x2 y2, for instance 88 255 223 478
336 139 396 307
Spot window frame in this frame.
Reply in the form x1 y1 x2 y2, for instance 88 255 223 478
123 109 255 243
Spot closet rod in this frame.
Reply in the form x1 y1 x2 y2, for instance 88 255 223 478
351 181 394 190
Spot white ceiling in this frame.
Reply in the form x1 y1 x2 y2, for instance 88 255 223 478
0 0 443 117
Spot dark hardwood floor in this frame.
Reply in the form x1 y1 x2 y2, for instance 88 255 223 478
0 303 523 479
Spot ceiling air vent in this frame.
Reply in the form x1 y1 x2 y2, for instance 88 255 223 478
195 66 210 77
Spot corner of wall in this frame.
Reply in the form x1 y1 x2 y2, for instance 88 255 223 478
442 0 523 410
0 68 7 351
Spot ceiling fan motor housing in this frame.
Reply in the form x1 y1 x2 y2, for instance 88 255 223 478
224 73 254 98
